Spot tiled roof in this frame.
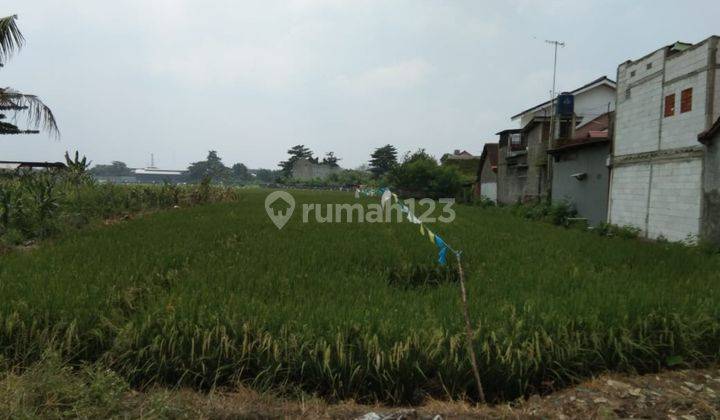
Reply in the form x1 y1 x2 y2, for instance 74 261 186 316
478 143 499 176
699 116 720 145
442 150 479 160
547 112 612 154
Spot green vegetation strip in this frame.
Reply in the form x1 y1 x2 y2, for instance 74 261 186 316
1 190 719 403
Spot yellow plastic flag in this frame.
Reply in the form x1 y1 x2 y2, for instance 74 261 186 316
427 229 436 244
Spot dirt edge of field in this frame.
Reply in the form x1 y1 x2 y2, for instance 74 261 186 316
112 367 719 418
1 358 718 418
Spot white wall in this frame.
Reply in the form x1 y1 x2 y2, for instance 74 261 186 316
609 163 651 229
660 43 711 150
610 38 717 242
647 159 702 241
518 83 616 128
480 182 497 202
615 50 665 156
573 85 616 119
609 159 701 241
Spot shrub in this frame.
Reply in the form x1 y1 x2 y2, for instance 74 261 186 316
386 150 463 199
0 171 241 245
510 201 577 226
595 223 642 239
0 352 130 418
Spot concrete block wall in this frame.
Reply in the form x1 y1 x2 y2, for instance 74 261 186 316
615 51 665 156
502 164 528 204
664 43 709 81
660 72 708 149
609 164 651 229
660 42 710 150
496 144 508 204
525 124 548 199
647 159 703 241
610 37 719 242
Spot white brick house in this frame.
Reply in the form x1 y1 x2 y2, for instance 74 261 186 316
608 36 720 242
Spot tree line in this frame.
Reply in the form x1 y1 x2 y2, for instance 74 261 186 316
90 151 281 184
90 143 465 198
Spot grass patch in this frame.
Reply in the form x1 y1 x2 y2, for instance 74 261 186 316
0 189 719 403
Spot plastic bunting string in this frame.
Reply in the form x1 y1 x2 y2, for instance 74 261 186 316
379 188 457 265
354 187 383 198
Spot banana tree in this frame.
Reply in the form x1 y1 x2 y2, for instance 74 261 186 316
0 14 59 137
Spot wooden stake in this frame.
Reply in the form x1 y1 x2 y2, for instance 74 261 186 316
455 251 486 403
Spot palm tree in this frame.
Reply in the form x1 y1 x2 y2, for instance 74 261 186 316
0 14 59 137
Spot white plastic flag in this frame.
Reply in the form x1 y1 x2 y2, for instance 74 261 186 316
380 189 392 209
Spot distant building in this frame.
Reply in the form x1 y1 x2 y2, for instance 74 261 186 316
475 143 498 202
440 150 481 179
548 112 613 225
608 36 720 242
132 167 187 183
94 167 188 184
0 160 65 172
497 76 617 205
291 158 341 180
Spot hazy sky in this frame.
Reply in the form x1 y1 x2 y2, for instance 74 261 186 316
1 1 719 169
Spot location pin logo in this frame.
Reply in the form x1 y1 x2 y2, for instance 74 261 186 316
265 191 295 230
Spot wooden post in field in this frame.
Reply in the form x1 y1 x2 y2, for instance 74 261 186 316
455 252 486 403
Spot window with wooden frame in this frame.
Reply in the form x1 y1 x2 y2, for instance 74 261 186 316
664 93 675 117
680 88 693 113
509 133 523 151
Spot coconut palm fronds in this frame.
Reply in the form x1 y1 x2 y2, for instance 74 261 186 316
0 15 24 66
0 88 59 138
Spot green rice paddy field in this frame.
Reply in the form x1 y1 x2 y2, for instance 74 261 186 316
0 189 719 403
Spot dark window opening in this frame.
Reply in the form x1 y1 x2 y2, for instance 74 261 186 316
558 119 572 139
646 62 653 70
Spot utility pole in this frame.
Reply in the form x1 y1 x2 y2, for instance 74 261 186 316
545 40 564 203
546 40 565 146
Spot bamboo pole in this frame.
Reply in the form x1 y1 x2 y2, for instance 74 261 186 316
455 251 486 404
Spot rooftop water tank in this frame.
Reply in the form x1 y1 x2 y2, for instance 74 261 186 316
556 92 574 116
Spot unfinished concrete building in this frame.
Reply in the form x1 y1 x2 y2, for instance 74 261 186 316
608 36 720 242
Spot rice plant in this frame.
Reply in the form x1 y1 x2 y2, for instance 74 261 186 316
0 189 718 403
